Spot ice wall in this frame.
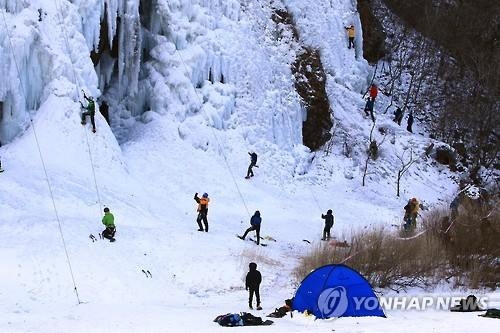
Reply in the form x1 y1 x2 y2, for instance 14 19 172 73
0 0 27 14
0 0 321 154
0 1 99 144
142 0 305 151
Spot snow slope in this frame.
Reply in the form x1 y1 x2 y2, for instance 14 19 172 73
0 0 498 332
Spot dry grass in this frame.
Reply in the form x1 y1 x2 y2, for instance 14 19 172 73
294 200 500 291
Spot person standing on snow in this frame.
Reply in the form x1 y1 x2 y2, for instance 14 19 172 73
194 192 210 232
321 209 334 240
80 91 97 133
101 207 116 242
345 24 355 49
403 198 419 230
238 211 262 245
245 262 262 310
407 113 414 133
246 152 258 179
393 107 403 125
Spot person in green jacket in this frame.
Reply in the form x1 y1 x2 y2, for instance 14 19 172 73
80 91 96 133
101 207 116 242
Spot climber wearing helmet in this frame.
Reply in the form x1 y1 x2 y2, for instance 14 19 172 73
80 91 97 133
194 192 210 232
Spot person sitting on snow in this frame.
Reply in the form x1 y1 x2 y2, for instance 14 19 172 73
101 207 116 242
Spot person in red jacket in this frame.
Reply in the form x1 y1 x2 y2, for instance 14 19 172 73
369 84 378 101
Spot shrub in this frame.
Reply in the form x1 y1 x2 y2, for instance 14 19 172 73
294 200 499 290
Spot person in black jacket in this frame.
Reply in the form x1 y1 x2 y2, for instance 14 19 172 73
407 113 414 133
245 262 262 310
245 152 258 179
321 209 334 240
393 107 403 125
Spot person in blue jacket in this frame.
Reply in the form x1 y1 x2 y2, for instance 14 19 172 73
238 211 262 245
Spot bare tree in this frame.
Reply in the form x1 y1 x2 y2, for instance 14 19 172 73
362 123 387 186
396 147 418 197
379 0 500 186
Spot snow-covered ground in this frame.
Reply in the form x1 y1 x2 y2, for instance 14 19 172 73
0 0 498 332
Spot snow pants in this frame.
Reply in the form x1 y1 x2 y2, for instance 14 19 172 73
248 287 261 307
242 225 260 244
197 212 208 232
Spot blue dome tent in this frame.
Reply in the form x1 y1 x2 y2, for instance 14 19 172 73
292 264 385 318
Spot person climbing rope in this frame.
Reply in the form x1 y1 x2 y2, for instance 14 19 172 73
245 152 258 179
194 192 210 232
369 83 378 101
101 207 116 242
80 91 96 133
344 24 355 49
364 97 375 122
238 211 262 244
321 209 334 240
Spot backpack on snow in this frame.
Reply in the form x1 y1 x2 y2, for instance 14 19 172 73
213 313 244 326
240 312 263 325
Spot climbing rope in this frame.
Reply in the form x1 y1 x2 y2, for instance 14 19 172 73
1 8 82 304
169 38 251 218
51 0 103 217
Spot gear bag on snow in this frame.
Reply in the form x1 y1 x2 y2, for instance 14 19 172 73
213 313 243 326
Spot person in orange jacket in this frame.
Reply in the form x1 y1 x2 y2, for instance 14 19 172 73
369 84 378 101
345 25 355 49
194 192 210 232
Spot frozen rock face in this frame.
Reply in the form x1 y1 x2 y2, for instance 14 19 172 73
0 1 98 144
1 0 366 158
